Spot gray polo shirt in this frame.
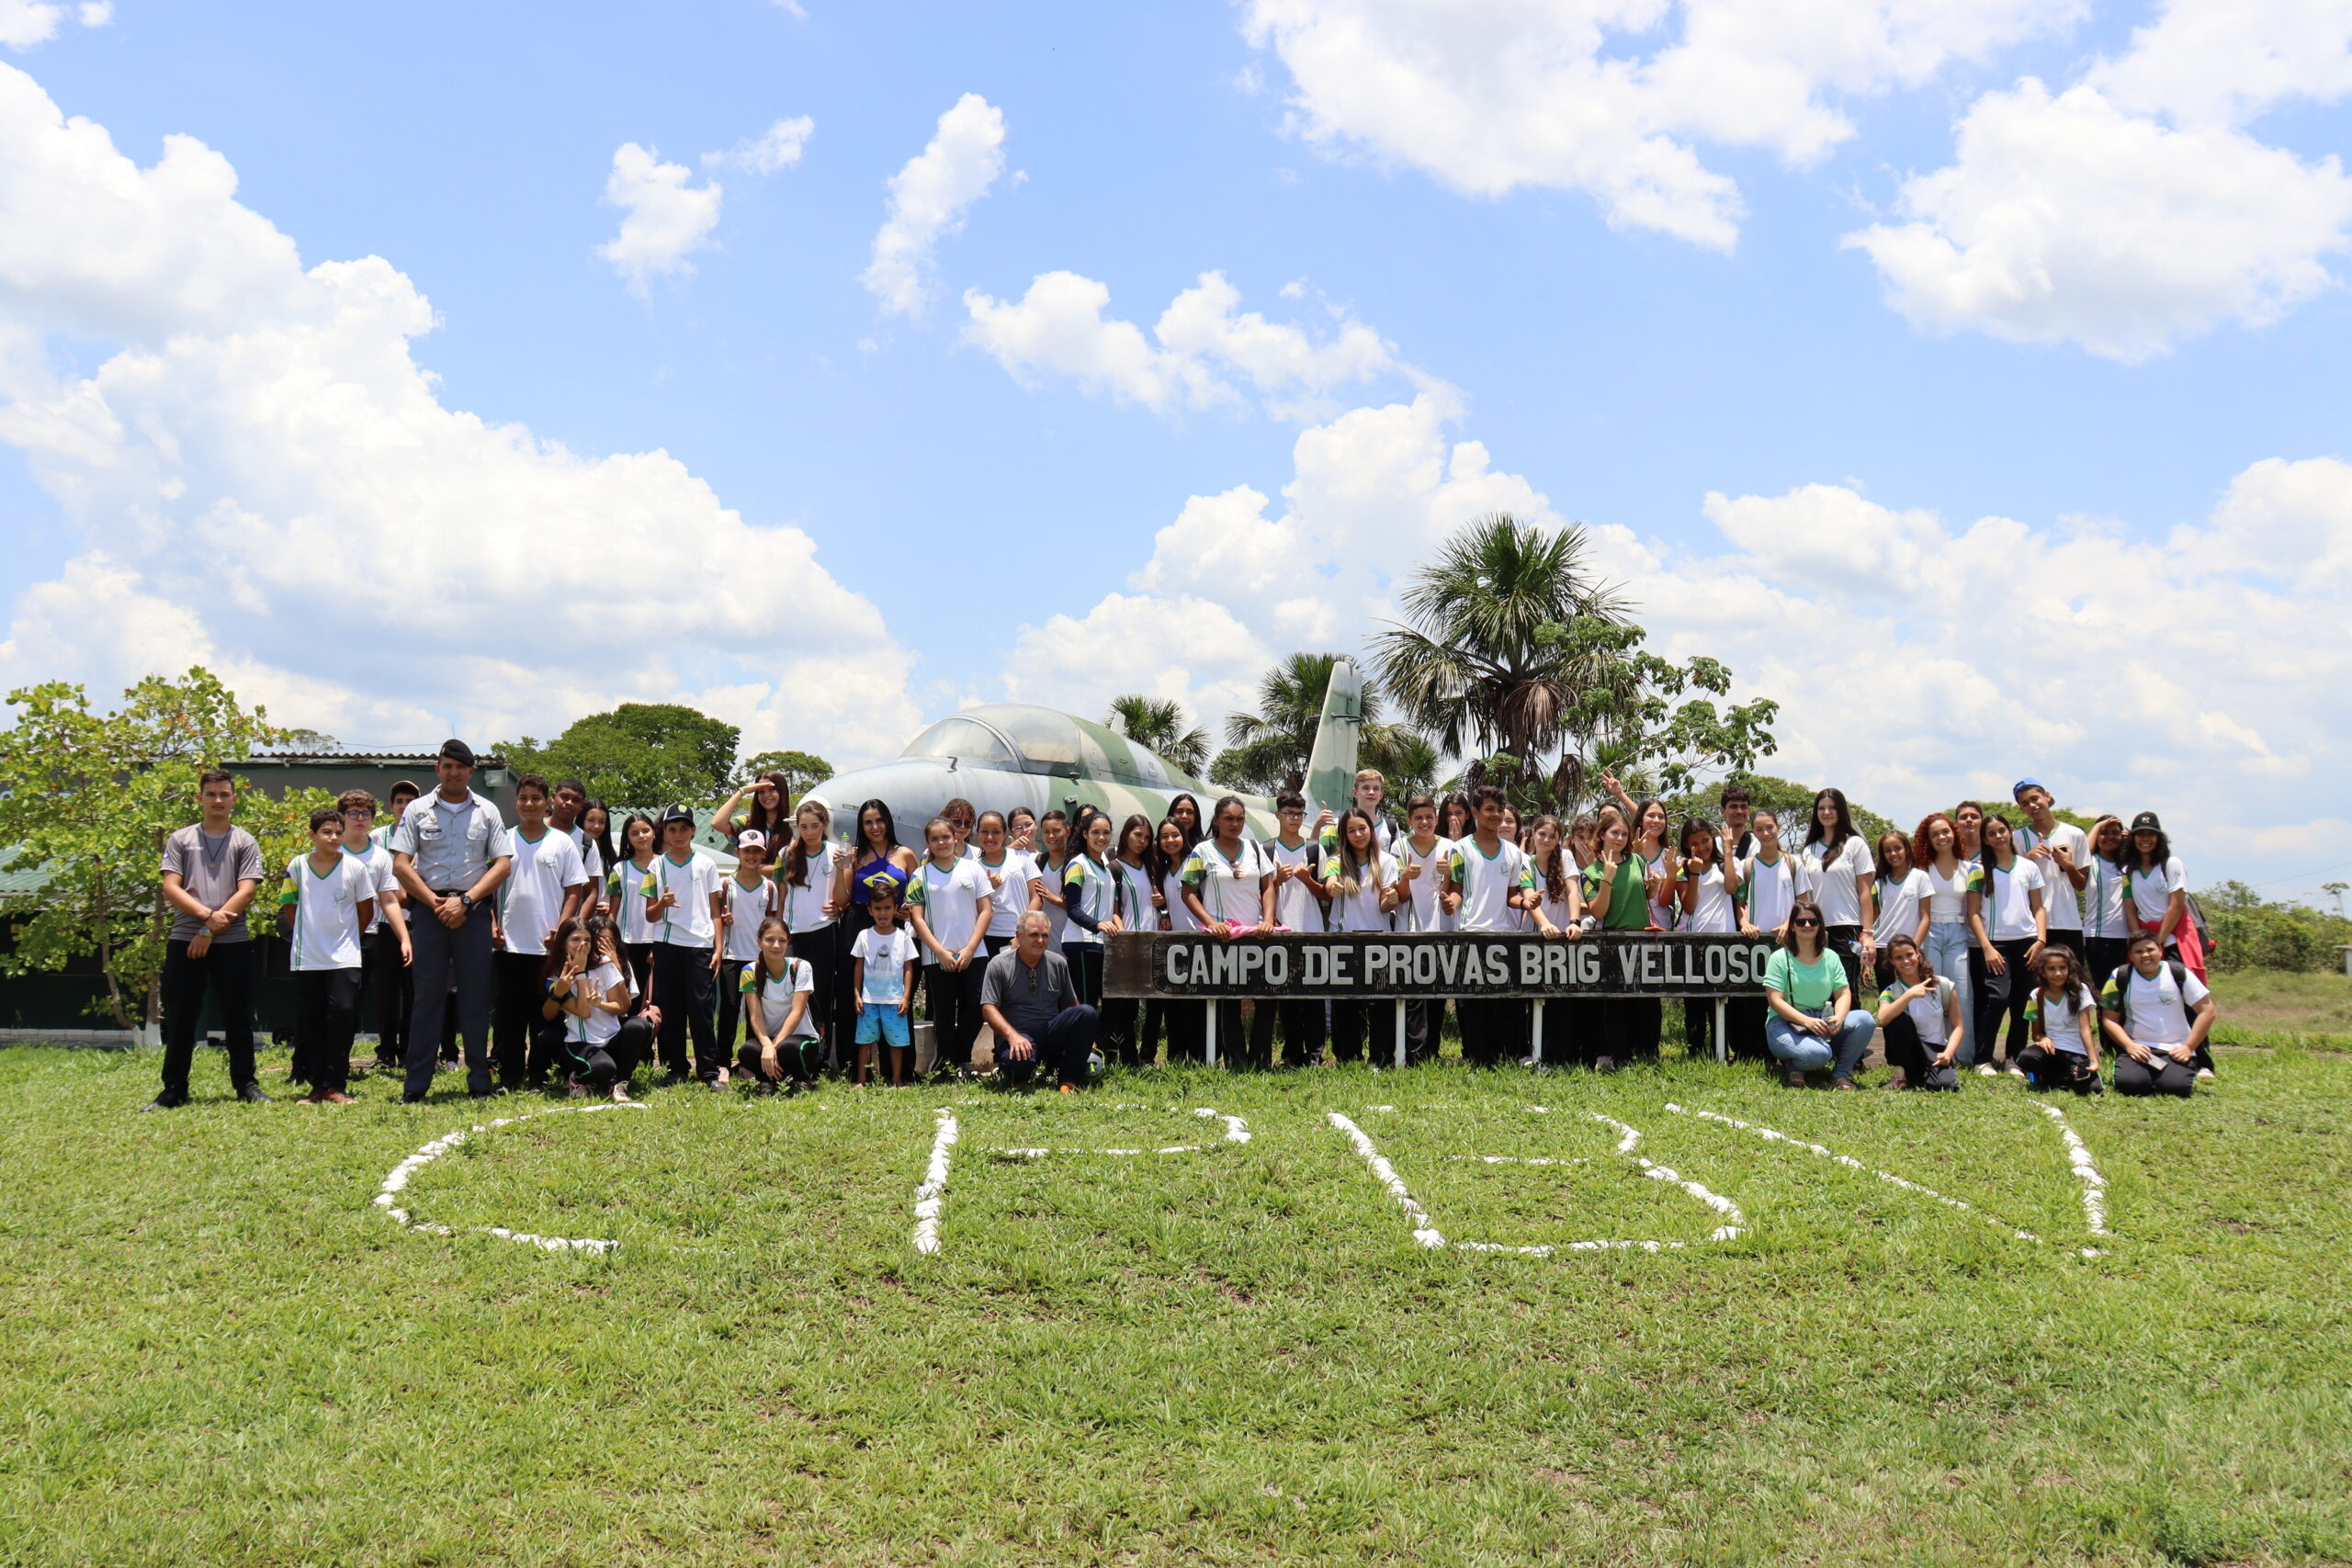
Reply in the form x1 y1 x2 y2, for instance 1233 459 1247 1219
980 945 1076 1041
389 788 514 892
161 824 264 943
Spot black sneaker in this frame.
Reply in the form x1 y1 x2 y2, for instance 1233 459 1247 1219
400 1091 428 1104
235 1082 274 1105
141 1093 187 1112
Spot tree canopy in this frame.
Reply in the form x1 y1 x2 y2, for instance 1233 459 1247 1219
0 669 327 1028
1103 694 1211 779
496 703 740 807
741 750 833 803
1209 651 1428 796
1377 514 1778 818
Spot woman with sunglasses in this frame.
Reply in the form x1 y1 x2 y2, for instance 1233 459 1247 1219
1762 895 1878 1089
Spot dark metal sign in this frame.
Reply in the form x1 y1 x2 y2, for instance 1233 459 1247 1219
1104 931 1776 999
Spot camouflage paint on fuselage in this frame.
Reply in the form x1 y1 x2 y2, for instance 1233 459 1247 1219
800 698 1352 852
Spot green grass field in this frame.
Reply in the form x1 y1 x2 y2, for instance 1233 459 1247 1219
2 1033 2347 1567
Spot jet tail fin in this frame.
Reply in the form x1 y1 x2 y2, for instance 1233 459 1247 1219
1302 658 1364 823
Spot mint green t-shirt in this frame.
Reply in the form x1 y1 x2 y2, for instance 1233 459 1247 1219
1764 948 1845 1010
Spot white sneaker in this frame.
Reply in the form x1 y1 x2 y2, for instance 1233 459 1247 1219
2196 1066 2216 1080
2006 1064 2027 1077
1975 1063 1998 1077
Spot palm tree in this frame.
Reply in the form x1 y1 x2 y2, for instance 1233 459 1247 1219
1374 513 1628 772
1214 651 1429 795
1103 694 1211 779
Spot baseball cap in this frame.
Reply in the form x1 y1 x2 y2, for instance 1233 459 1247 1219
2011 777 2045 800
735 829 767 852
2130 810 2163 833
658 805 697 834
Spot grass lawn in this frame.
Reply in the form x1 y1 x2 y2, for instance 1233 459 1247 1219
2 1039 2348 1567
2206 968 2352 1045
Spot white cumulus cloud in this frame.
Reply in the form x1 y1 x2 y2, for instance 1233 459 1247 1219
595 142 723 296
864 93 1007 319
0 63 920 764
0 0 108 49
963 268 1398 418
1850 0 2352 357
706 114 814 175
997 381 2352 886
1240 0 2075 249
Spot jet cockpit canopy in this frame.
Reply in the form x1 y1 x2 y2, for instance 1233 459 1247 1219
899 705 1193 789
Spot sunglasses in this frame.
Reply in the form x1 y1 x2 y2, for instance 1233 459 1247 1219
1791 918 1824 929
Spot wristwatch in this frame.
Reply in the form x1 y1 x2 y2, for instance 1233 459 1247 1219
458 893 476 913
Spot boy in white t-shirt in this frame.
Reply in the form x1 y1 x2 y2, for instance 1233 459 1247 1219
2100 931 2214 1098
641 805 727 1087
850 885 920 1087
1443 786 1537 1067
1392 794 1453 1064
493 774 590 1090
2013 779 2091 962
277 807 377 1105
1255 792 1330 1068
336 790 409 1072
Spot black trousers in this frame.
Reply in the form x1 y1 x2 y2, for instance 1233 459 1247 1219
2114 1054 2196 1097
1880 1009 1958 1089
1159 999 1205 1063
736 1032 825 1085
160 938 258 1100
1063 942 1104 1006
406 903 493 1100
1330 998 1402 1064
1724 995 1769 1061
1102 998 1144 1066
1825 925 1864 1002
715 957 752 1056
493 950 559 1088
293 968 361 1093
1557 997 1605 1066
1456 998 1528 1067
1238 997 1324 1068
2086 937 2132 992
362 929 410 1065
792 928 841 1064
925 961 987 1074
1973 939 2038 1066
620 940 656 1004
1403 998 1444 1065
994 1003 1099 1088
1681 997 1715 1060
567 1017 654 1089
651 942 718 1079
2018 1043 2101 1094
1600 996 1661 1063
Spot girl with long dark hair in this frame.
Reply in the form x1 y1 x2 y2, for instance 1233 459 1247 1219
1802 787 1876 1001
776 799 844 1067
610 812 662 1002
1152 816 1204 1062
1325 807 1401 1064
1965 814 2047 1075
1871 933 1962 1091
1108 813 1159 1066
2083 815 2133 990
714 771 793 847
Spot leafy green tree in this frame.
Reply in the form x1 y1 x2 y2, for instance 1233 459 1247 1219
496 703 741 807
1377 514 1777 816
1104 694 1211 780
1214 652 1427 795
0 670 327 1029
741 750 833 803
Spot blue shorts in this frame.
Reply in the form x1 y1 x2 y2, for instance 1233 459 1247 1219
856 1005 910 1050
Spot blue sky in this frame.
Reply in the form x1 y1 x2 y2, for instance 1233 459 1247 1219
3 0 2350 902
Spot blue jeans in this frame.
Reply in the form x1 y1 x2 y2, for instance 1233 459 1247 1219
1766 1006 1876 1078
1923 922 1974 1059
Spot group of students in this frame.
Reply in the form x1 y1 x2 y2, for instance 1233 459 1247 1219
140 740 2218 1109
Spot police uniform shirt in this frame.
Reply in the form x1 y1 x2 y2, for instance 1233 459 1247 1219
390 789 514 893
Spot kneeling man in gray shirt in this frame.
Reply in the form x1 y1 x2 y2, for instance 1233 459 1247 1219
979 912 1099 1089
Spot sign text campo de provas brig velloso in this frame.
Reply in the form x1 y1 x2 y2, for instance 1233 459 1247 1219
1104 931 1778 999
